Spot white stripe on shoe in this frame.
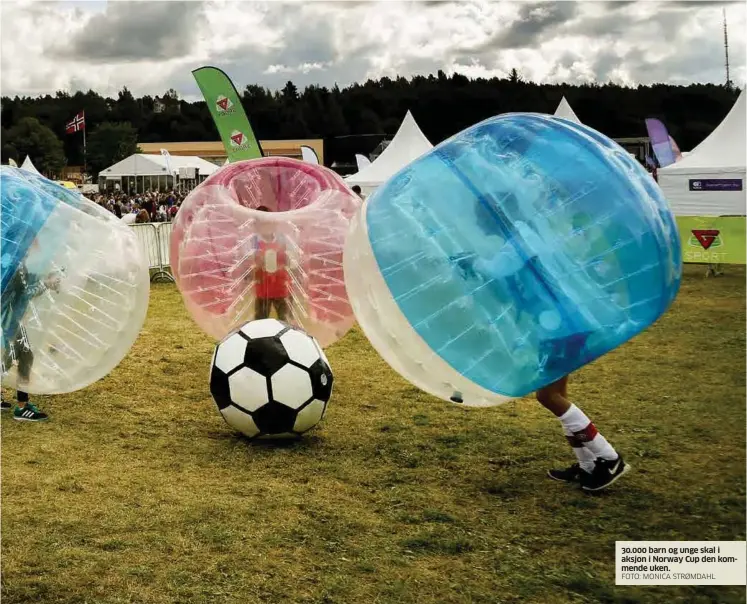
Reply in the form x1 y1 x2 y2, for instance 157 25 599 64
13 409 48 422
581 463 631 492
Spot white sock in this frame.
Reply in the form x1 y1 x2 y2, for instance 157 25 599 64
559 404 619 462
562 426 597 473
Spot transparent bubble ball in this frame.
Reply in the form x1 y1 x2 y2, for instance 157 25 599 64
1 167 150 394
344 113 682 406
170 157 361 347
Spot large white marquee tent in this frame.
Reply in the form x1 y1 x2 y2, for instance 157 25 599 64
658 89 746 216
99 153 220 193
346 111 432 195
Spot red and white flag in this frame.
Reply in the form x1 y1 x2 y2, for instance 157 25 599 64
65 111 85 134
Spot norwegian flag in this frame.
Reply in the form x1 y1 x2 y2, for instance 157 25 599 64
65 111 85 134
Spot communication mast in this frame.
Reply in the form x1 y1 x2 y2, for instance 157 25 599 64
724 8 732 89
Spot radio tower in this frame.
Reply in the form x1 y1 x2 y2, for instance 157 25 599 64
723 8 732 89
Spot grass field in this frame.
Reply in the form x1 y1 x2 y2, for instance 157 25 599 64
2 264 745 604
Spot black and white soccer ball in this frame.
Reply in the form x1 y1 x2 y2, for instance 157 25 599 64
209 319 334 439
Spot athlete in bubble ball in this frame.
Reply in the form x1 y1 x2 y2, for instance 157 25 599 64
1 255 63 421
451 198 630 492
251 206 292 322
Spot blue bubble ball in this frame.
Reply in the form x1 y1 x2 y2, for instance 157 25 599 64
343 113 682 406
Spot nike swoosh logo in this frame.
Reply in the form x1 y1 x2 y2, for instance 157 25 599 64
609 460 621 475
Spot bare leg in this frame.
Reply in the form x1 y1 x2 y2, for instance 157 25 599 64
538 373 627 490
535 375 570 417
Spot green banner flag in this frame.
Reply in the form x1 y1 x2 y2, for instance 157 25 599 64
192 66 263 162
676 216 746 265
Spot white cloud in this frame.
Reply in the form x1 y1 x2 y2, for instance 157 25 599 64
0 0 744 100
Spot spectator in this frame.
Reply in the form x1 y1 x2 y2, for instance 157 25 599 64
135 208 150 224
351 185 365 200
90 188 193 223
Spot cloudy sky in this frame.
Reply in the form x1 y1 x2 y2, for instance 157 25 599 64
1 0 745 100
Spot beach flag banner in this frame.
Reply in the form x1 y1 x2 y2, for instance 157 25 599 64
192 66 263 162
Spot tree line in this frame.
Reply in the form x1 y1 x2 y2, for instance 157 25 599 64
1 69 740 178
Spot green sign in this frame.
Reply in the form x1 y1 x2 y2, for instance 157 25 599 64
676 216 746 265
192 66 263 162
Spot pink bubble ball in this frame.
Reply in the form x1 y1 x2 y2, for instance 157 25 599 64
170 157 362 348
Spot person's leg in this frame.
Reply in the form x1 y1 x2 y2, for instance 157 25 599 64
537 376 596 481
15 331 33 393
254 296 270 320
1 337 14 410
2 338 12 373
273 297 289 322
537 375 628 491
12 330 47 422
535 375 571 417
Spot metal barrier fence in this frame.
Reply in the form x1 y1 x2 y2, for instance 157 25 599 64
130 222 174 283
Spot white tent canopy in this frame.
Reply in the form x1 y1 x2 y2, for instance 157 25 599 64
554 96 582 124
100 154 219 178
301 145 320 165
658 89 746 216
346 111 432 194
20 156 42 175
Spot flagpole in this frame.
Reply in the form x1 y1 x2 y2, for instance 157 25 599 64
83 111 87 179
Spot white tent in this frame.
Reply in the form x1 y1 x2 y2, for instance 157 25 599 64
100 154 219 178
345 111 432 195
658 90 746 216
20 156 42 175
355 154 371 171
554 96 582 124
301 145 320 165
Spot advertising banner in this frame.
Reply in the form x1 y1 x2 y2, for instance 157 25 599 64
676 216 745 265
192 66 263 162
688 179 743 192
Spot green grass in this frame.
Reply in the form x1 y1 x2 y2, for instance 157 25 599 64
2 264 745 604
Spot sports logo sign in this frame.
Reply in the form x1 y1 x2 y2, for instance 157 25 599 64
676 216 744 266
690 229 722 251
216 95 234 114
230 130 250 150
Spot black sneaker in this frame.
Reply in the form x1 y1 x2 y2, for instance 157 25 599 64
547 462 582 483
13 403 49 422
1 401 12 412
581 456 630 492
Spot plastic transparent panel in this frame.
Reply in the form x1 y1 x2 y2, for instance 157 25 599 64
1 167 150 394
170 157 361 347
355 113 681 398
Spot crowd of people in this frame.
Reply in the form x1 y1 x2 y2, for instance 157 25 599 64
92 189 189 224
91 186 366 225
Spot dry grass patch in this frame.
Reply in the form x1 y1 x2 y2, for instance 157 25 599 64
2 264 745 604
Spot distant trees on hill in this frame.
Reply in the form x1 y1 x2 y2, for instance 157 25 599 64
1 70 740 175
2 117 66 175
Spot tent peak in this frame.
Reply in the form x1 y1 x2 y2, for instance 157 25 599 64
345 110 433 191
554 96 582 124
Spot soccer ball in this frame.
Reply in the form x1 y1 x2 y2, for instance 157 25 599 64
209 319 334 439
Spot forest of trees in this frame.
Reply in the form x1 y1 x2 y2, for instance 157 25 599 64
1 69 740 178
